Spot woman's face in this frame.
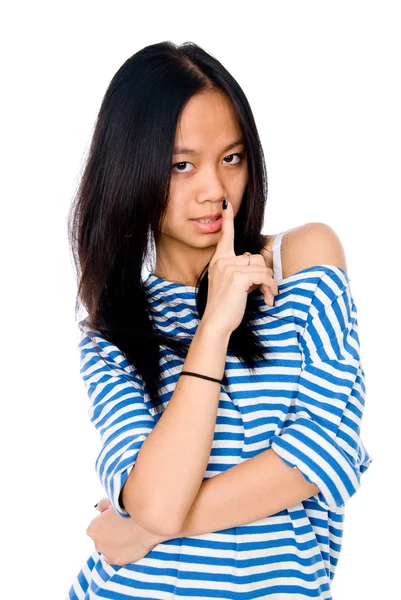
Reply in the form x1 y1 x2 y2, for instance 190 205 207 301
160 90 248 252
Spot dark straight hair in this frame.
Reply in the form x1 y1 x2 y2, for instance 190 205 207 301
68 40 274 412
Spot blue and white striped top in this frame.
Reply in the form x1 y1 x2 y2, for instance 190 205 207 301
67 231 372 599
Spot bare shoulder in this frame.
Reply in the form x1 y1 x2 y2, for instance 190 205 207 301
262 223 347 279
281 222 347 279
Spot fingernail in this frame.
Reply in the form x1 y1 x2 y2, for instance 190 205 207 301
94 503 98 508
222 199 228 210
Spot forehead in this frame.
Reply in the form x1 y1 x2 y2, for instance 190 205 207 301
174 90 242 150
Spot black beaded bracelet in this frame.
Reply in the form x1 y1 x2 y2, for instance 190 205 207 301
180 370 223 384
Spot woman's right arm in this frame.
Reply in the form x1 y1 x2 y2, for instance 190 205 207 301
121 319 230 537
86 201 277 539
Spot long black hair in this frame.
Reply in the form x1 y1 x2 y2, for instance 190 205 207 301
68 40 274 412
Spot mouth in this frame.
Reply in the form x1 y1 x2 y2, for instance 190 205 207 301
191 216 223 233
191 214 222 222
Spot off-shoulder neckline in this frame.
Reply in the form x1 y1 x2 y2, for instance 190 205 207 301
144 264 350 291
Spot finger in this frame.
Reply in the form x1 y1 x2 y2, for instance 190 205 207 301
259 284 274 306
96 497 112 512
248 279 277 294
265 278 279 296
246 271 278 304
212 199 235 261
256 267 279 296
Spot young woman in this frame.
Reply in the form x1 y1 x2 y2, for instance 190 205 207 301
66 40 372 599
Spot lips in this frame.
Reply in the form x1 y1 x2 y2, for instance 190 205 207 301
191 216 223 232
191 214 222 221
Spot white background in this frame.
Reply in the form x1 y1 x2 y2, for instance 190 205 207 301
2 1 399 598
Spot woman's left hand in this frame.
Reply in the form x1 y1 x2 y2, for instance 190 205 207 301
86 497 166 566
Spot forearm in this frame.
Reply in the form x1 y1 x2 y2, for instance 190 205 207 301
121 319 230 536
161 448 320 540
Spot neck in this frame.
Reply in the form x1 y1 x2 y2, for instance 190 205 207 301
153 236 216 286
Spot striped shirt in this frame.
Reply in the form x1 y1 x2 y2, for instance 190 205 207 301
66 231 372 599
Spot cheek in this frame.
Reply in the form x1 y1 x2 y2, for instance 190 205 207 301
166 188 188 219
228 175 247 203
228 166 248 189
161 205 184 234
238 166 248 187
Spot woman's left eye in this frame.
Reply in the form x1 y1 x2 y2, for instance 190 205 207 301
223 153 244 165
172 153 244 173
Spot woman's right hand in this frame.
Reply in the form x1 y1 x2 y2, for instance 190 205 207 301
202 200 278 336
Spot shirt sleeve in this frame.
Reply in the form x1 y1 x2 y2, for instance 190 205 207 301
269 268 373 510
78 319 156 519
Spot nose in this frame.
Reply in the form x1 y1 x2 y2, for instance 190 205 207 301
196 165 227 204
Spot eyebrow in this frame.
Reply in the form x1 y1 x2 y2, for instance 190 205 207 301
173 137 244 155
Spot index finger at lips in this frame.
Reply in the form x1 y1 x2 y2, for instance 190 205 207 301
212 200 235 261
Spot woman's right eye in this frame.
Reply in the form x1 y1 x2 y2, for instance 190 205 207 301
172 161 192 173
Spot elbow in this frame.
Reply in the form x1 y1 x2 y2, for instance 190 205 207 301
269 419 369 509
121 482 182 538
308 472 362 510
140 506 183 538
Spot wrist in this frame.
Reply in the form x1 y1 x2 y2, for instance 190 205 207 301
198 317 231 342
